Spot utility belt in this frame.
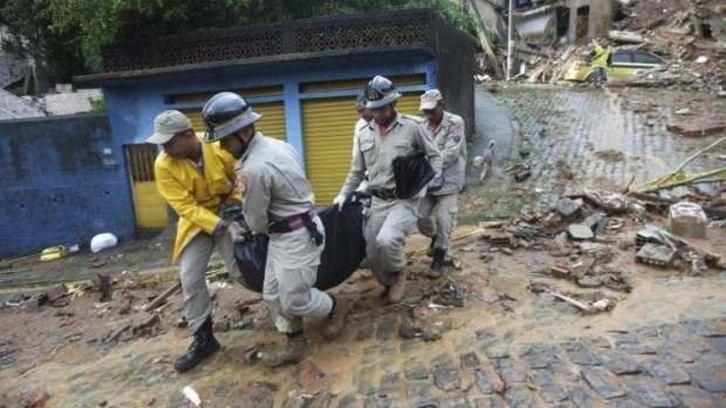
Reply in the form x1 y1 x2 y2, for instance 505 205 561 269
370 188 397 201
268 211 323 246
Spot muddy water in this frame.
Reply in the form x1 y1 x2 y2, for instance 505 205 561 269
3 225 725 407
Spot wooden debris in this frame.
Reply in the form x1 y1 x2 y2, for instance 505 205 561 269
142 282 182 312
97 273 113 303
608 30 645 44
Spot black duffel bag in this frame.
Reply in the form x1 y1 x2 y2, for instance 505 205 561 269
233 199 366 293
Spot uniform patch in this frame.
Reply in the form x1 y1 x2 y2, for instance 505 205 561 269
236 172 248 195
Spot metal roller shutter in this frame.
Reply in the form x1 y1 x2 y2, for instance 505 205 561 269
183 102 287 140
303 92 423 205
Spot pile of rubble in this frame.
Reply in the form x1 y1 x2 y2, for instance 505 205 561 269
513 0 726 94
476 180 725 314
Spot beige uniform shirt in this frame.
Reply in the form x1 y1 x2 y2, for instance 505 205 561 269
339 113 442 197
425 111 467 195
236 132 315 233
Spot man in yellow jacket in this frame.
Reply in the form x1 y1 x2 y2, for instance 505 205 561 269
147 110 245 373
590 40 612 86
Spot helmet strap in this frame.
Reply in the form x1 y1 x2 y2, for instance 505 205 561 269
234 128 255 158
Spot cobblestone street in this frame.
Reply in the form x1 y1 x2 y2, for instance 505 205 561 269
2 86 726 407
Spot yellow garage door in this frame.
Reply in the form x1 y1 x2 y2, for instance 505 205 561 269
183 102 287 140
303 93 423 205
126 144 169 229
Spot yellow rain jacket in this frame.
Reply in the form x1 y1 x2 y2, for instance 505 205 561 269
591 45 611 69
154 135 242 263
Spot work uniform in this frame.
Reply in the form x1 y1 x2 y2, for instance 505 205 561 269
338 114 442 285
418 111 467 253
236 132 332 333
154 135 242 332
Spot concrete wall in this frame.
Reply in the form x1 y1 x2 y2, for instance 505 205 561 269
0 114 135 257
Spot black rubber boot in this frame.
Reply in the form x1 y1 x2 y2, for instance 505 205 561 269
174 315 220 373
429 248 447 278
426 237 437 258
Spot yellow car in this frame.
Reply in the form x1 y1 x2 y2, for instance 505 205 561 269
565 50 664 82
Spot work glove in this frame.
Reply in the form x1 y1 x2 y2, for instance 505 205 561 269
427 175 444 193
227 221 248 243
333 194 348 212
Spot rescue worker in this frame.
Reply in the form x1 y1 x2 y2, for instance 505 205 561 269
355 93 374 130
147 110 245 373
334 76 442 303
201 92 351 367
590 40 612 87
416 89 467 277
354 93 373 195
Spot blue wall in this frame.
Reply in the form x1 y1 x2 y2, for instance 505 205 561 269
0 114 135 257
103 51 438 164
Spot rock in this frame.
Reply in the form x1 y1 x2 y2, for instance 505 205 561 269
378 372 399 398
493 358 527 383
531 371 569 404
567 348 601 366
474 369 496 394
404 358 429 381
577 276 603 288
689 366 726 393
485 342 510 359
623 378 676 407
581 366 627 399
579 242 605 255
421 325 442 342
640 359 690 385
398 318 420 340
118 296 133 315
376 319 396 340
554 198 583 218
21 297 40 312
131 311 159 332
506 385 538 406
596 350 641 375
568 224 594 240
295 360 328 393
434 366 461 392
667 119 726 137
24 390 51 408
460 352 480 369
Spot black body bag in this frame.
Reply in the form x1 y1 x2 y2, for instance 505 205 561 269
392 151 435 199
233 200 366 293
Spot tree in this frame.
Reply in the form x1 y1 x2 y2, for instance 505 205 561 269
0 0 86 84
2 0 474 81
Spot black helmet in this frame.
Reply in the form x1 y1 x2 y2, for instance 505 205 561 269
365 75 402 109
201 92 262 143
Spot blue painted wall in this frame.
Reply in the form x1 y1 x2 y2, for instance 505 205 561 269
103 52 438 162
0 114 135 257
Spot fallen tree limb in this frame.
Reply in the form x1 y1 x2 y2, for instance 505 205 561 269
649 136 726 189
143 282 182 312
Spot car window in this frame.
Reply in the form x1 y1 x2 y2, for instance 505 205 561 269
632 52 663 65
612 51 632 64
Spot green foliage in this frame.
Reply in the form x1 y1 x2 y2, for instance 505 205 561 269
2 0 474 78
89 97 106 113
0 0 86 82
